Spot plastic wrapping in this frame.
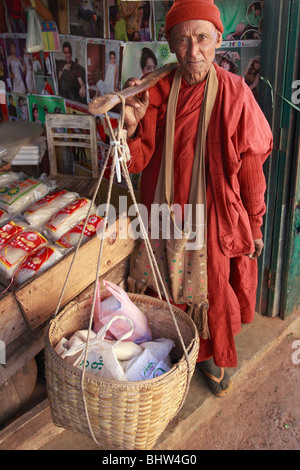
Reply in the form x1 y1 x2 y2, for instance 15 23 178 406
14 245 64 286
0 171 24 186
0 176 55 215
26 7 44 53
56 214 103 250
24 190 79 227
44 198 97 241
0 230 48 279
0 209 11 227
0 220 28 249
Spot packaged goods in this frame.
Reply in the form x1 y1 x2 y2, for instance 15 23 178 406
0 209 14 227
14 245 64 286
24 190 79 227
56 214 103 250
0 171 23 186
0 230 48 279
44 198 97 240
0 177 53 214
0 220 28 249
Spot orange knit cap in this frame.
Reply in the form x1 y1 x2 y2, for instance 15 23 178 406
165 0 224 35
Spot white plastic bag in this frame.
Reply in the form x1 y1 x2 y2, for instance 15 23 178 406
60 316 135 381
124 338 174 381
93 280 152 344
26 7 44 53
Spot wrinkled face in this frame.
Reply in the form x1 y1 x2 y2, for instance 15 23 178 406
168 20 223 84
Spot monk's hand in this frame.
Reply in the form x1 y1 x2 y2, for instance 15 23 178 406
123 77 149 138
249 238 264 259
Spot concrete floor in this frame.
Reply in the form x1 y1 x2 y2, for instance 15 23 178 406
41 309 300 451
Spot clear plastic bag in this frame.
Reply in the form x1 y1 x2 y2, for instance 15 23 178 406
24 190 79 227
26 7 44 53
93 280 152 344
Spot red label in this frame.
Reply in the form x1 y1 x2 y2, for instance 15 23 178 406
56 215 103 248
0 221 25 246
25 190 67 215
19 246 55 272
45 198 89 232
0 231 47 268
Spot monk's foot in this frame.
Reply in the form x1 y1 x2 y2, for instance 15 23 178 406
197 358 232 397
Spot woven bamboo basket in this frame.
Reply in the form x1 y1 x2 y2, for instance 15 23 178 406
44 293 199 450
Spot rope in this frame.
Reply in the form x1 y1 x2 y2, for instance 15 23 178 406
51 93 194 446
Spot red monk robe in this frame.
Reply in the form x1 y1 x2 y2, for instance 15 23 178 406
127 63 273 368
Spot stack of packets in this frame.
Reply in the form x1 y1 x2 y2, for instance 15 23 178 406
10 137 47 166
55 281 175 382
0 171 103 285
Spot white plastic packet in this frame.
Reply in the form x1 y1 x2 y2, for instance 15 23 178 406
26 7 44 53
0 176 54 214
0 209 11 227
124 338 174 381
0 219 28 248
44 198 97 240
14 244 64 286
55 214 103 250
0 171 23 186
0 230 48 279
59 316 134 381
24 190 79 227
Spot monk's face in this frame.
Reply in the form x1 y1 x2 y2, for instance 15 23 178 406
168 20 222 85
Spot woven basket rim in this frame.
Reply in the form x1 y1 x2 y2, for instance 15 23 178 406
46 293 199 388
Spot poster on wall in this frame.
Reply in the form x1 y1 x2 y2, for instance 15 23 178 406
215 0 264 41
86 39 123 102
153 0 173 41
107 0 153 42
27 94 65 127
121 41 177 86
53 35 87 105
3 0 27 33
0 1 9 33
68 0 105 38
41 21 60 51
5 36 37 94
6 91 28 121
215 44 261 98
0 37 9 90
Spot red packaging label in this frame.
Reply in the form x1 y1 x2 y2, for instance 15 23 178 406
18 246 55 272
56 215 103 249
0 231 47 268
0 221 25 246
45 198 88 232
25 190 67 215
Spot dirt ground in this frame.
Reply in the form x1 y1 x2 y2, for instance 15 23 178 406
178 333 300 451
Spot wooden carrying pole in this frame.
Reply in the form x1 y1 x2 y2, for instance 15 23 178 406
88 62 178 115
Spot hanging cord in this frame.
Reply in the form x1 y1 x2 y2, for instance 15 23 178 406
104 95 193 408
260 76 300 112
51 93 194 446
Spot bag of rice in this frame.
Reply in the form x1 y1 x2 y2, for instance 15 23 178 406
24 190 79 227
0 230 48 279
44 198 97 240
0 171 23 186
0 220 28 249
0 177 53 214
56 214 103 250
14 245 63 286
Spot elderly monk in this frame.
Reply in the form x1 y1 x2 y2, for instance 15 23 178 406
123 0 273 396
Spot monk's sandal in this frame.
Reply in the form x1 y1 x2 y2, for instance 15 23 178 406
197 358 232 397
